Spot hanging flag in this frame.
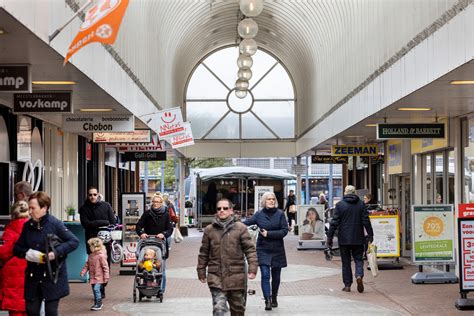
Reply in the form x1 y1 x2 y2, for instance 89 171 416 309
64 0 129 65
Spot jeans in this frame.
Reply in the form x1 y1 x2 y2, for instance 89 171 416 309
259 265 281 299
340 244 364 287
161 259 167 291
91 283 102 302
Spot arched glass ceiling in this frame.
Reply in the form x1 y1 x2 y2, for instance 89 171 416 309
185 47 295 140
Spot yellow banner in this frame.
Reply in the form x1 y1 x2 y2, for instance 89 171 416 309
331 144 378 156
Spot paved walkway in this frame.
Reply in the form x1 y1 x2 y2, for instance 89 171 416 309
60 229 465 315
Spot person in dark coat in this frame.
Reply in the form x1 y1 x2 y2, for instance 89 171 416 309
136 194 173 293
245 191 288 311
283 190 296 229
327 185 374 293
13 191 79 316
197 198 258 315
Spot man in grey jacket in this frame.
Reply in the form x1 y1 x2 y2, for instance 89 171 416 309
197 198 258 316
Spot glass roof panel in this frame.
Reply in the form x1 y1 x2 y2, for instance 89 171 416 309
202 47 239 90
186 101 229 138
241 112 276 139
205 112 239 139
252 101 294 138
187 64 229 99
251 64 294 99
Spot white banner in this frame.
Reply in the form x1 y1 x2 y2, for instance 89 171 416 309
63 115 134 133
171 122 194 149
156 107 186 139
93 130 150 143
369 215 400 257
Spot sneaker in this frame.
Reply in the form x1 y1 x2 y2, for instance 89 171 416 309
342 286 351 292
91 303 103 311
356 277 364 293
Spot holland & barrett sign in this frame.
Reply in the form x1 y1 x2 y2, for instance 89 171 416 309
377 123 445 139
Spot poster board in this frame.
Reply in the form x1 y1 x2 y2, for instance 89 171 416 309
369 215 400 257
411 205 455 264
120 192 145 267
297 204 325 241
254 186 273 211
458 204 474 291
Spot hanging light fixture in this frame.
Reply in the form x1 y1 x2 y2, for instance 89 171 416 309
235 79 249 90
237 55 253 69
238 18 258 39
240 0 264 17
238 68 252 81
235 89 248 99
239 38 257 56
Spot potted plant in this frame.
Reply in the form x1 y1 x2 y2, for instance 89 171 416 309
65 205 76 221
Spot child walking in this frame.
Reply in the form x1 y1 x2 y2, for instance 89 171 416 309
81 237 109 311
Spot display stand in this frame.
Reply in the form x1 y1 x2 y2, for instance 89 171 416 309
455 204 474 310
369 211 403 270
411 264 457 284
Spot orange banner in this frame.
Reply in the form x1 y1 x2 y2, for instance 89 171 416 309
64 0 129 65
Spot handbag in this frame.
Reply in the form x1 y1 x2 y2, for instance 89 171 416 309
174 227 184 243
367 243 378 277
289 205 297 213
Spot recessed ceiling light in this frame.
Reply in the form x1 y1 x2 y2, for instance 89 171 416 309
32 81 76 85
79 108 114 112
346 135 362 138
450 80 474 85
0 28 6 35
397 107 432 111
365 124 377 127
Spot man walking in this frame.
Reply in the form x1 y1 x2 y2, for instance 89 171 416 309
197 198 258 316
326 185 373 293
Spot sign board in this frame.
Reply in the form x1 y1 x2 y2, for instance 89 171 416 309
156 107 186 139
331 144 378 156
93 130 151 143
412 205 455 263
171 122 194 149
62 114 134 133
369 215 400 257
291 164 307 175
377 123 445 139
254 186 273 211
14 92 72 113
120 192 144 267
311 155 348 164
120 151 166 161
0 65 31 92
458 204 474 291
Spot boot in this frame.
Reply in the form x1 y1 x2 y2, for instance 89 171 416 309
91 299 103 311
265 297 272 311
271 294 278 308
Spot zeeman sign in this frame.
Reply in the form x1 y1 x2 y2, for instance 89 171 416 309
331 144 378 156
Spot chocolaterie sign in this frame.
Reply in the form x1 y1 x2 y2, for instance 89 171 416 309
377 123 445 139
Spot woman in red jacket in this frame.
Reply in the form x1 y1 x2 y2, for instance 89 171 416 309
0 201 29 315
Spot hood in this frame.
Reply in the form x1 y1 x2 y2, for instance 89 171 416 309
343 194 360 204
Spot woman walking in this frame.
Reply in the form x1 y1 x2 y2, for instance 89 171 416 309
14 191 79 315
0 201 29 315
245 191 289 311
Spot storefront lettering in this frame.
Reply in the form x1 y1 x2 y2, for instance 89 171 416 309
18 99 68 111
0 76 24 89
83 122 113 131
334 146 377 155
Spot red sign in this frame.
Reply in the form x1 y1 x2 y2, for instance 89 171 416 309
459 204 474 218
64 0 129 65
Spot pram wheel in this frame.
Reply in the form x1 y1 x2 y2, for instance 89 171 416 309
159 292 163 302
133 287 137 303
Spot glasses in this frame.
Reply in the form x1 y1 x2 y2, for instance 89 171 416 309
89 193 98 197
152 200 163 203
217 207 230 211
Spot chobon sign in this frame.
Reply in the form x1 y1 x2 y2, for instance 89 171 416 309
62 114 134 133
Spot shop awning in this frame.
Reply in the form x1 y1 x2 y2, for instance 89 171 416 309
192 167 296 181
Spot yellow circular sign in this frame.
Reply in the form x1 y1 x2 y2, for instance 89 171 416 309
423 216 444 237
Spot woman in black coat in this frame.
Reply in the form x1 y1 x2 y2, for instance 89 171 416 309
245 191 288 311
14 191 79 316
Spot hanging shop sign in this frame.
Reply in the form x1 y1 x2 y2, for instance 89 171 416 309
0 65 31 92
156 107 186 139
120 151 166 161
311 155 348 164
377 123 445 139
171 121 194 149
13 92 72 113
62 114 134 133
369 215 400 257
93 130 151 143
458 204 474 291
412 205 455 263
291 164 307 175
64 0 130 65
331 144 378 156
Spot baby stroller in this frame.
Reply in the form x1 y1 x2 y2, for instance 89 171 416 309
133 237 166 303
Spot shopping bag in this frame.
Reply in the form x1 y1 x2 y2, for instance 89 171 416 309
367 243 378 277
174 227 184 243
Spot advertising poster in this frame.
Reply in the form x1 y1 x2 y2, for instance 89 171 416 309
254 186 273 212
120 192 145 267
297 204 325 241
412 205 454 263
369 215 400 257
458 204 474 291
